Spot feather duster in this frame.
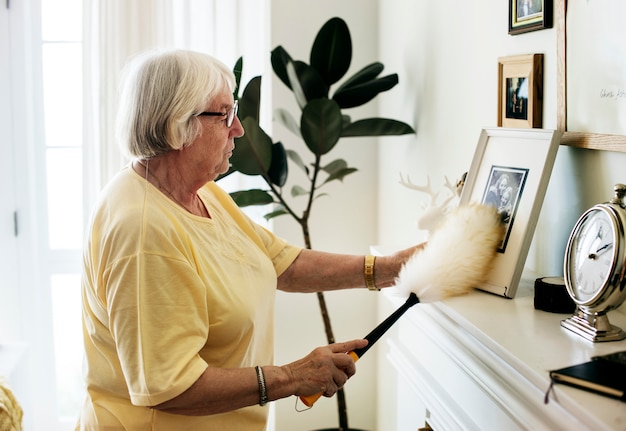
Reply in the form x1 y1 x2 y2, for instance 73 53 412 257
299 203 503 408
393 201 503 301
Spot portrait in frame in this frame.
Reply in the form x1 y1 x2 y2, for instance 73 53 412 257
498 54 543 129
481 166 529 253
459 128 562 298
509 0 553 35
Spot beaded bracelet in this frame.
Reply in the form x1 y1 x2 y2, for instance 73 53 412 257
255 365 268 406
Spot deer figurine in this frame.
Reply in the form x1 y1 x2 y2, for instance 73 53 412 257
398 172 467 236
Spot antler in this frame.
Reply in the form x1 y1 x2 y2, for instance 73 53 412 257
443 176 456 195
398 174 439 203
400 172 468 235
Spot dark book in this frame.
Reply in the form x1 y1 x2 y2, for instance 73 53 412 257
549 351 626 401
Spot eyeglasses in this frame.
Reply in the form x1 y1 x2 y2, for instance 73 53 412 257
197 100 239 127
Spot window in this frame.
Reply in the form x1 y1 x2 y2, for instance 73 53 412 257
3 2 270 429
41 0 85 425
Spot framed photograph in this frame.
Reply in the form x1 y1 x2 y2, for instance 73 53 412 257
497 54 543 129
459 128 562 298
509 0 553 35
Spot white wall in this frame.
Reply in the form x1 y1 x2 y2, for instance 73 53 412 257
377 0 558 248
377 0 626 275
377 1 626 428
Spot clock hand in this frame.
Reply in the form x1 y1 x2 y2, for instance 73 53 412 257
588 242 613 259
596 225 603 239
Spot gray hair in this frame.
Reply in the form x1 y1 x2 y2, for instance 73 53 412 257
116 49 236 159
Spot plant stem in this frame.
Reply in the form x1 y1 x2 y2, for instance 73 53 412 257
263 174 302 223
305 153 323 220
315 291 335 344
337 388 348 431
301 214 350 430
261 144 351 429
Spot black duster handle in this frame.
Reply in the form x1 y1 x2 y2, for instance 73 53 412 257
352 292 420 358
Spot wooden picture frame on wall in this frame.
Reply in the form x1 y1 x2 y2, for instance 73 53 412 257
497 54 543 129
509 0 553 35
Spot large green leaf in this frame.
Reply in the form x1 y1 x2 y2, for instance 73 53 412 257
272 48 330 102
238 76 261 124
333 74 399 109
230 189 274 207
310 17 352 86
289 60 329 103
341 118 415 137
333 62 384 94
286 61 307 109
271 46 293 90
301 99 343 156
229 117 273 175
233 57 243 98
267 142 288 187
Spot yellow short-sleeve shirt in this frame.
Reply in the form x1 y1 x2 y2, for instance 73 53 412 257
77 166 301 430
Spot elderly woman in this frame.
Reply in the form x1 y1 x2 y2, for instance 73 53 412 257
77 49 419 430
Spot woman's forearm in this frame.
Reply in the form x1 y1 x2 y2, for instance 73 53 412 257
152 339 367 415
153 366 294 415
277 245 423 293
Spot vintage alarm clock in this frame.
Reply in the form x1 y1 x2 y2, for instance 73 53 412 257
561 183 626 342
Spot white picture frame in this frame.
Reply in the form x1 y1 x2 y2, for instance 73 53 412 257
459 128 562 298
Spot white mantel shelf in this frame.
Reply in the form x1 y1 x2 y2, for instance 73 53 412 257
378 274 626 431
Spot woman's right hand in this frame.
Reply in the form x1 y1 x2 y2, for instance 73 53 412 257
282 339 368 398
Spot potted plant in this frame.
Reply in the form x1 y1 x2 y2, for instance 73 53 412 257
218 17 415 431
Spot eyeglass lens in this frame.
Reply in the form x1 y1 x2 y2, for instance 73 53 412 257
197 100 238 127
227 100 239 127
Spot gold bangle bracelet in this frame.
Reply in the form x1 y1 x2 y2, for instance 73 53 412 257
364 255 378 291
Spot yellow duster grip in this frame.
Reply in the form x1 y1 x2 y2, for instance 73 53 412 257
298 293 420 408
299 351 360 407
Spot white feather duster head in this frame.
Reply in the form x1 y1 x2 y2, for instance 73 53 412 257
394 203 503 303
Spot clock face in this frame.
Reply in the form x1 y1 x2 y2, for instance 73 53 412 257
565 208 617 304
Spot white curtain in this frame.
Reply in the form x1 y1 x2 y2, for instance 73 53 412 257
82 0 270 209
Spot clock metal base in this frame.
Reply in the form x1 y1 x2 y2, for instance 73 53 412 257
561 311 626 342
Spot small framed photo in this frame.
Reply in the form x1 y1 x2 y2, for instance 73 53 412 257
497 54 543 129
459 128 562 298
509 0 553 35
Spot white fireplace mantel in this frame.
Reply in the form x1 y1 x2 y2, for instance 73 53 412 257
375 272 626 431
